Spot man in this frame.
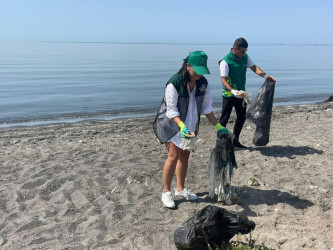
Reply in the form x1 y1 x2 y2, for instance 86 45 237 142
219 37 275 149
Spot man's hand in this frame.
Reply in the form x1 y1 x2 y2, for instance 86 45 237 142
231 89 243 98
266 75 276 82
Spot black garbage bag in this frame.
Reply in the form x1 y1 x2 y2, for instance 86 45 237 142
208 133 237 205
174 205 255 249
246 79 275 146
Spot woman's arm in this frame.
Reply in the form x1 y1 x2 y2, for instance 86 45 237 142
205 112 219 126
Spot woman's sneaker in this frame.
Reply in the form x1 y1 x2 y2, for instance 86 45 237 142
174 188 197 201
161 191 175 208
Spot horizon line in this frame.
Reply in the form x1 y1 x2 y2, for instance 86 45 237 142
0 40 332 46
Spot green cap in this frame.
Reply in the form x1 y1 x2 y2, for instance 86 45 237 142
187 51 210 75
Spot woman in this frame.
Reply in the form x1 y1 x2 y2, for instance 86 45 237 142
153 51 229 208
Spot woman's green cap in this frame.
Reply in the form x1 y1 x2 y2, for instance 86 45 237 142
187 51 210 75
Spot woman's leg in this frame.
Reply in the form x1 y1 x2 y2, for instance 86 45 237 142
175 149 191 192
162 142 179 192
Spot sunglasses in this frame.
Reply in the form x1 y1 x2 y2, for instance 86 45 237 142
236 48 248 54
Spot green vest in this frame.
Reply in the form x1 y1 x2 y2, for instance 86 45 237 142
167 73 208 128
221 50 248 97
152 73 208 143
168 73 207 99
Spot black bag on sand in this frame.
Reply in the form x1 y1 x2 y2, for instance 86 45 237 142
174 205 255 249
246 79 275 146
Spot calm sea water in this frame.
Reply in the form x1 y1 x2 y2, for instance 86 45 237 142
0 41 332 127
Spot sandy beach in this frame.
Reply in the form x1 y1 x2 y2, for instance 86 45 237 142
0 102 332 250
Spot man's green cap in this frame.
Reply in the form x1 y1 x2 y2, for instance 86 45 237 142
187 51 210 75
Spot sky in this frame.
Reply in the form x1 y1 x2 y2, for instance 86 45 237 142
1 0 333 45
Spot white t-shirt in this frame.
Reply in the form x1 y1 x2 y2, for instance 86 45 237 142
165 83 213 148
219 55 255 77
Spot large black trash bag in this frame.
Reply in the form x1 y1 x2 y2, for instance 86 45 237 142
246 79 275 146
208 133 237 205
174 205 255 249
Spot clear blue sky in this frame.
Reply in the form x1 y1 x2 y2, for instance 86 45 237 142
1 0 332 44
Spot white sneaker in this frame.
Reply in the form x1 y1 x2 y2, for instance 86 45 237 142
174 188 197 201
161 191 175 208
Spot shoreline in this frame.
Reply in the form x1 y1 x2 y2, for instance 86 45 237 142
0 102 332 249
1 100 331 130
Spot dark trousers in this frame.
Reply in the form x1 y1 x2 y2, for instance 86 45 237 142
219 97 247 141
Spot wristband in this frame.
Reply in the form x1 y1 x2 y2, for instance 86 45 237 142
215 123 223 131
178 121 185 130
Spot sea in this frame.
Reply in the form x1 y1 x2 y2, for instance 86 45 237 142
1 41 332 128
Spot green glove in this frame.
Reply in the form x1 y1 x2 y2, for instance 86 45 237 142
178 121 191 139
215 123 229 136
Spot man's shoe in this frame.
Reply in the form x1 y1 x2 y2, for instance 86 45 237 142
161 191 175 208
233 140 248 149
174 188 197 201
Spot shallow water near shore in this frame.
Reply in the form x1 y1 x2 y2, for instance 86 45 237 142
1 41 332 127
